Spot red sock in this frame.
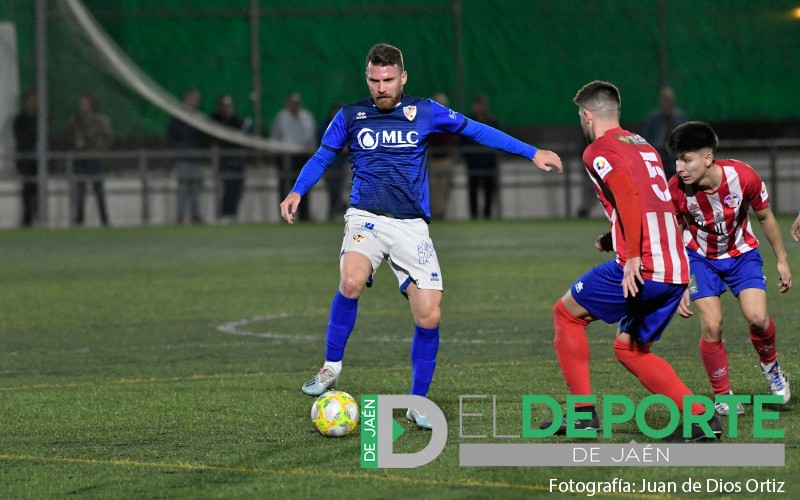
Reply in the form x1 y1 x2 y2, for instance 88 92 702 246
699 337 731 395
749 317 777 364
552 299 592 406
613 338 705 415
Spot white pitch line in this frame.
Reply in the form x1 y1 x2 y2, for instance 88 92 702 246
216 314 579 345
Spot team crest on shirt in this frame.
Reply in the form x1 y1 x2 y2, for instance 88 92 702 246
688 202 700 213
724 193 741 209
760 182 769 202
403 105 417 121
592 156 613 179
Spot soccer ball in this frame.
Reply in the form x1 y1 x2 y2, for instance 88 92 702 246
311 390 360 437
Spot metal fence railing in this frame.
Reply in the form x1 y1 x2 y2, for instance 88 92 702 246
1 138 799 229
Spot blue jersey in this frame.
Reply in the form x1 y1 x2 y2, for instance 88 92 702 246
291 95 538 221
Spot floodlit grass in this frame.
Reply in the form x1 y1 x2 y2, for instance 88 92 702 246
0 219 797 498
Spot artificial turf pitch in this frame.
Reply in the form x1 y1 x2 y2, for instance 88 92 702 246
1 219 797 498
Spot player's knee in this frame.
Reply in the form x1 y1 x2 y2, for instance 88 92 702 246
613 337 650 367
414 307 441 329
700 319 723 340
612 340 630 366
552 299 569 323
339 275 366 298
746 313 770 332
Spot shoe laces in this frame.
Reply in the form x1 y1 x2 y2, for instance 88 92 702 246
410 408 427 419
766 365 787 391
317 366 337 384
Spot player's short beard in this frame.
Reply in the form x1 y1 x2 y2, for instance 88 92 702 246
581 124 595 144
374 93 400 111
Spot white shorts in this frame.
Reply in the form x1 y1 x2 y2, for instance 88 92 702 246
341 208 444 294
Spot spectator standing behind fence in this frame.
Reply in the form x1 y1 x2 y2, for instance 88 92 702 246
271 92 317 221
168 89 209 225
319 102 349 221
64 93 112 227
641 86 687 178
13 89 38 227
461 95 500 219
427 93 456 220
211 94 250 223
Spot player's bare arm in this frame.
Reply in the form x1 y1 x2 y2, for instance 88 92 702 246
792 214 800 242
280 192 302 224
755 207 792 292
604 170 644 297
532 149 563 173
677 289 694 318
621 256 644 298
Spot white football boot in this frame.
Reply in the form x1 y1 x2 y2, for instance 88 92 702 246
301 365 338 396
761 361 790 405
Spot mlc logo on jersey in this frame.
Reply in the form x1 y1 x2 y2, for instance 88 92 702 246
357 128 420 150
360 395 447 469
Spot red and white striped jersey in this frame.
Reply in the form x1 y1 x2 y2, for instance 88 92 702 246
583 128 689 284
668 159 768 259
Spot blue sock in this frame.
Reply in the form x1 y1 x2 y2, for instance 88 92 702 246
410 325 440 396
325 291 359 362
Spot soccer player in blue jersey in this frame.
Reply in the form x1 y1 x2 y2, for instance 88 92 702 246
280 43 562 429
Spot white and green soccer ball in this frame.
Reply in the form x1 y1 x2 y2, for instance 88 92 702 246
310 390 360 437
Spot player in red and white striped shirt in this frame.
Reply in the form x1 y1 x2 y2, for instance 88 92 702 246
542 81 720 442
667 121 792 415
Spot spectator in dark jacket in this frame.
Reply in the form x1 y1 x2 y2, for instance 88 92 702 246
168 89 209 224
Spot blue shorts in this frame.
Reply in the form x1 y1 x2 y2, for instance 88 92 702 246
687 248 766 300
571 260 687 343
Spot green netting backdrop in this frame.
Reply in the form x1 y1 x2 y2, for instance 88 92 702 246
2 0 798 141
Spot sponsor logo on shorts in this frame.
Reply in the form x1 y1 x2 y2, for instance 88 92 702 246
430 272 440 282
688 275 698 295
418 242 435 264
575 281 584 293
359 222 377 237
